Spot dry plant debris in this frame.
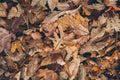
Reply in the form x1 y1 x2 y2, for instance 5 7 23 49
0 0 120 80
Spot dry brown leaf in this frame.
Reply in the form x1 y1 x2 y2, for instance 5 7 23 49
57 13 89 35
0 2 7 17
27 57 39 77
37 69 58 80
59 71 68 79
5 56 19 72
8 5 23 19
40 56 56 66
0 18 7 26
64 45 80 80
31 0 47 7
86 4 105 11
65 58 80 80
41 6 81 35
0 28 15 53
106 14 120 32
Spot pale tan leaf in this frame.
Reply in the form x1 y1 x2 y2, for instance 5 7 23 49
8 6 22 19
27 57 39 77
0 18 6 26
48 0 58 11
79 67 86 80
86 4 105 11
37 69 58 80
0 2 7 17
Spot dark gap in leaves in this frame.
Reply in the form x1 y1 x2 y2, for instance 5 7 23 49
103 47 116 57
81 60 88 65
90 57 99 63
45 1 51 12
40 63 57 70
83 52 91 58
115 59 120 71
0 51 7 56
29 77 32 80
68 57 73 62
16 32 24 37
117 0 120 6
54 7 59 11
88 0 99 5
0 73 10 80
88 9 105 20
59 0 68 2
8 67 15 73
103 69 113 78
118 32 120 41
20 78 24 80
40 32 46 39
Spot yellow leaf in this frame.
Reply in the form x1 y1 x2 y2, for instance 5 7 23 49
11 41 17 53
16 40 23 53
11 40 23 53
82 7 91 16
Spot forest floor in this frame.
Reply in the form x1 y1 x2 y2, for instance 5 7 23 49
0 0 120 80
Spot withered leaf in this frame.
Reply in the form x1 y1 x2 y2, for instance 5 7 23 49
48 0 58 11
0 28 15 53
11 40 23 53
0 2 7 17
8 5 23 19
37 69 58 80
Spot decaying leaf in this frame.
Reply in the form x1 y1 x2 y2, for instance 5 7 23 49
106 14 120 32
8 4 23 19
27 57 39 77
0 18 7 27
0 28 15 53
11 40 23 53
82 7 91 15
0 2 7 17
86 4 105 11
79 67 86 80
36 69 58 80
31 32 41 40
0 0 120 80
48 0 58 11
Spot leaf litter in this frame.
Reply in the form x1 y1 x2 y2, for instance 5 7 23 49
0 0 120 80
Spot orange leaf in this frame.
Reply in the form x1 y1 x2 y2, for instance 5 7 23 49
92 66 99 72
82 7 91 16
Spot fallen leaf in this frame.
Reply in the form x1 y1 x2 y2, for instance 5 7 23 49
79 67 87 80
86 4 105 11
8 5 23 19
0 28 15 53
37 69 58 80
11 40 23 53
27 57 39 77
82 7 91 16
0 2 7 17
48 0 58 11
31 32 41 40
40 56 56 66
92 66 99 72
